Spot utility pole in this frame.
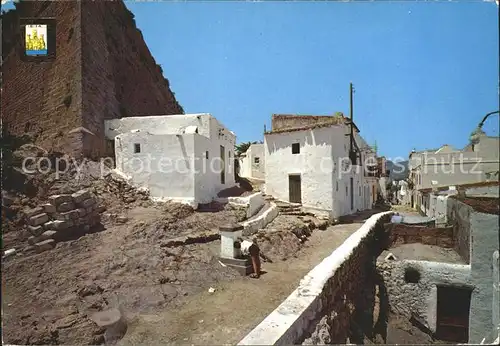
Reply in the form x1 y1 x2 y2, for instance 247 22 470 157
349 82 356 165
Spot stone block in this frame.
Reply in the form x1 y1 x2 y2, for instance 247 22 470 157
77 208 87 217
35 239 55 253
28 236 37 245
57 202 75 212
79 197 96 209
72 189 91 204
49 194 73 207
45 220 72 231
40 230 57 241
27 225 44 236
25 206 44 218
42 203 57 214
28 213 49 226
60 210 80 221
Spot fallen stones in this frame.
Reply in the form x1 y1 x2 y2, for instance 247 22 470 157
25 206 44 218
42 203 56 214
28 213 49 226
27 225 44 236
35 239 55 253
20 189 104 255
48 194 73 207
58 202 75 212
79 197 96 209
72 189 91 204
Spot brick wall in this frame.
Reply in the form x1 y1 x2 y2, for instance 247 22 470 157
386 223 454 249
80 0 183 158
2 1 83 155
2 0 183 158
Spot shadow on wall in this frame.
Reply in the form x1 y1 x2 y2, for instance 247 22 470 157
265 128 331 156
349 269 390 344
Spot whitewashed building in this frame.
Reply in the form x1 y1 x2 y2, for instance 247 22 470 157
238 143 265 180
408 133 500 210
264 114 378 220
104 113 236 208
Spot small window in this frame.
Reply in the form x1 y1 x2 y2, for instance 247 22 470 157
336 181 338 191
229 151 231 158
346 185 348 197
205 151 209 159
359 186 361 196
292 143 300 154
404 267 421 283
254 157 260 164
134 143 141 153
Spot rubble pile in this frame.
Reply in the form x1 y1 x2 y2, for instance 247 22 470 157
95 173 150 206
22 189 103 254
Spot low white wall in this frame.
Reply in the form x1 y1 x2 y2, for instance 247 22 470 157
228 192 265 218
241 202 279 236
238 211 392 345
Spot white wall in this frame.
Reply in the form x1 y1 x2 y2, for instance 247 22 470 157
239 144 265 180
265 124 374 219
115 131 196 202
109 114 236 206
265 126 335 213
248 144 265 179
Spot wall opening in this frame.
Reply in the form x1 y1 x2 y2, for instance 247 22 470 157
289 174 301 204
435 285 472 343
292 143 300 154
205 151 209 159
404 267 420 283
254 157 260 164
220 145 226 184
134 143 141 153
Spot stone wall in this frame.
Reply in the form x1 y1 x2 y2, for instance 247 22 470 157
2 1 83 155
238 212 393 346
386 223 454 248
271 114 340 131
379 198 499 344
23 189 102 254
447 197 471 263
377 259 472 333
2 0 182 158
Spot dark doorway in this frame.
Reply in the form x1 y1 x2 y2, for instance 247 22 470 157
220 145 225 184
435 286 472 343
289 174 302 204
350 177 354 210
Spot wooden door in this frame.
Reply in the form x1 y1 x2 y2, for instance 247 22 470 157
435 286 471 343
289 174 302 204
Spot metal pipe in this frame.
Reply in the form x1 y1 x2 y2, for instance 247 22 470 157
478 110 500 128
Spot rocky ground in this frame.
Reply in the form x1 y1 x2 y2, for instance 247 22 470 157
2 145 341 345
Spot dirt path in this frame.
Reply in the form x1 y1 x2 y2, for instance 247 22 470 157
119 222 362 345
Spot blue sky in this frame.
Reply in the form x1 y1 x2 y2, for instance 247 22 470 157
4 0 498 160
124 0 498 160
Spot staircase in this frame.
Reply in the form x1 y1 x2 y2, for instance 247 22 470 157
262 194 315 216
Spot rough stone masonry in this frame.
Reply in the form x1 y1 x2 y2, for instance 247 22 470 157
24 189 103 254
